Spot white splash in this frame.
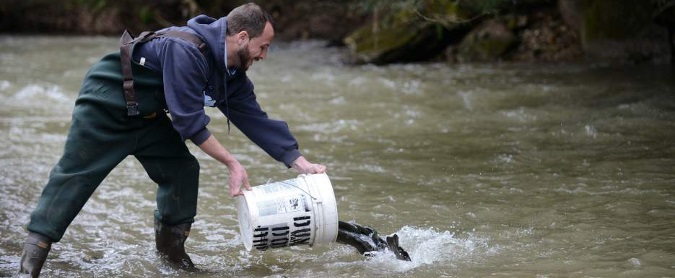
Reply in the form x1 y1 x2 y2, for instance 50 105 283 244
345 226 498 275
0 80 11 91
11 84 72 105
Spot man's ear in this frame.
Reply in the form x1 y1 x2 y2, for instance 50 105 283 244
238 31 249 45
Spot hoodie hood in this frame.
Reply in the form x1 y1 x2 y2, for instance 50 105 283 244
187 15 228 73
122 14 302 167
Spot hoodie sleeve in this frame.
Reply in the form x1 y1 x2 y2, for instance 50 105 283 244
220 76 302 167
155 37 212 145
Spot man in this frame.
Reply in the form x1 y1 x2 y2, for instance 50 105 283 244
19 3 325 276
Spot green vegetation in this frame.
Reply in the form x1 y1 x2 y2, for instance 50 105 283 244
1 0 671 64
0 0 553 35
0 0 246 34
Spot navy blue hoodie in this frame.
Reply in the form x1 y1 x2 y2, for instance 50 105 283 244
131 15 301 167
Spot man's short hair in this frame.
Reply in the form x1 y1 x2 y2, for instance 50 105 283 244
226 3 275 38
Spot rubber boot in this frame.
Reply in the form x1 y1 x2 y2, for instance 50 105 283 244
154 219 197 271
19 232 52 277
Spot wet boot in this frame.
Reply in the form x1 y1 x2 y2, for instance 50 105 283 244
19 232 52 277
154 219 197 271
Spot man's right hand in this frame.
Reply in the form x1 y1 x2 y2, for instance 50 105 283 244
197 134 251 197
226 159 251 197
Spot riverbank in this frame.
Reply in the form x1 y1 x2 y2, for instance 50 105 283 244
1 0 672 64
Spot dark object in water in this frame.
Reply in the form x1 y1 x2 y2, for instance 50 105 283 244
336 221 411 261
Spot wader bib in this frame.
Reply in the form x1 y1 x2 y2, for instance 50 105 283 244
27 30 209 242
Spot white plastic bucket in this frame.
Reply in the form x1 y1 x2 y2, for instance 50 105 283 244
236 173 339 251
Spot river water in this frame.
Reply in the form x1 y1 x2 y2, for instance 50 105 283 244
1 36 674 277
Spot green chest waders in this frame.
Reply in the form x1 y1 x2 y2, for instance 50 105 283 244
26 30 210 246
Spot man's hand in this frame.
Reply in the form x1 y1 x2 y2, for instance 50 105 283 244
292 156 327 174
197 135 251 197
226 159 251 197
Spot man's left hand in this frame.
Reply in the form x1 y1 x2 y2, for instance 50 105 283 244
292 156 327 174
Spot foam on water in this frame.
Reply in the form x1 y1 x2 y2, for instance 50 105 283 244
4 84 74 116
327 225 497 276
0 80 10 90
12 84 71 103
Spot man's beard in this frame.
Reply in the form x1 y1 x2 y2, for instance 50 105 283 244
236 45 252 72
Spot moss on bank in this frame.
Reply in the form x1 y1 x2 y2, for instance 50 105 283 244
1 0 672 64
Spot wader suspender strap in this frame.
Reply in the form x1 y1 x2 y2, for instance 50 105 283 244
119 29 208 116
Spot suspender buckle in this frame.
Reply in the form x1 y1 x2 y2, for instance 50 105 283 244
118 29 207 118
126 103 140 116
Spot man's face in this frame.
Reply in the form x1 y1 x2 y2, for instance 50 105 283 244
236 22 274 71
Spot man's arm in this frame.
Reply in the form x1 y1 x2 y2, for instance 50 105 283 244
198 135 325 196
198 134 250 196
220 76 327 178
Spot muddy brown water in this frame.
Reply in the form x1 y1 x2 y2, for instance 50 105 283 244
1 36 674 277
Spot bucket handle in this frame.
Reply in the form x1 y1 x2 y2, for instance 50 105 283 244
276 180 318 201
